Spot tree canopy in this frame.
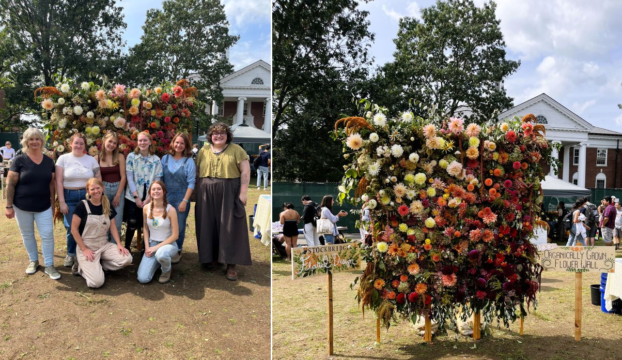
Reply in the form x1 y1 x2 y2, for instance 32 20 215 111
378 0 519 123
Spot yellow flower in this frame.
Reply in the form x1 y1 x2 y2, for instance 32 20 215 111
425 238 431 244
425 218 436 228
399 223 408 232
439 159 448 169
404 174 415 184
414 173 426 185
427 187 436 197
493 152 499 161
377 242 389 253
381 195 391 205
469 137 480 147
401 243 411 252
91 126 100 135
155 87 162 94
500 123 509 132
110 101 119 110
131 98 140 107
443 193 449 200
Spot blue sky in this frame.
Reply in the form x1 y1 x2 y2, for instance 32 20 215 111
120 0 271 70
359 0 622 131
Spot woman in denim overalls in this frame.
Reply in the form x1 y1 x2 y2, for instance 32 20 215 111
161 133 195 264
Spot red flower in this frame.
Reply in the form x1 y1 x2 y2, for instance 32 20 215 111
157 131 164 138
513 161 521 169
161 93 170 102
398 205 409 217
164 116 171 123
407 292 419 303
396 293 406 305
173 86 183 98
172 104 178 110
476 291 487 300
505 130 517 142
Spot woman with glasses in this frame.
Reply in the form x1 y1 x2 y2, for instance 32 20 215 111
195 123 252 281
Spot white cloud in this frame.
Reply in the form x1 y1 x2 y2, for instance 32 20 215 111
222 0 271 30
572 100 597 114
407 2 423 19
382 2 422 23
382 5 403 22
229 40 270 70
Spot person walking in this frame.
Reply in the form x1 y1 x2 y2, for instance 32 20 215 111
613 201 622 251
600 196 617 246
1 140 16 162
195 122 252 281
4 128 60 279
556 202 567 242
279 203 300 260
318 195 347 245
584 200 599 247
301 195 320 247
161 133 195 264
256 144 271 190
71 178 132 288
95 132 126 242
137 181 179 284
566 198 587 247
56 133 101 268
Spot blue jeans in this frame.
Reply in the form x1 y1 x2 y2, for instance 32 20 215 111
137 240 178 283
166 186 189 251
324 234 335 245
566 225 586 246
63 188 87 256
13 206 55 267
103 181 125 242
257 166 269 188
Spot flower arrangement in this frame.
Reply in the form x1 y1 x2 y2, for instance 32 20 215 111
337 105 552 331
35 79 199 156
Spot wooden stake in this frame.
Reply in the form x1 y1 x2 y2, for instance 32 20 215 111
423 306 432 343
575 272 582 341
328 271 334 355
520 316 524 335
473 311 481 340
376 318 380 343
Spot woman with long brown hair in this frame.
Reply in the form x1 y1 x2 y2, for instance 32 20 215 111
95 131 126 241
137 181 179 284
71 178 132 288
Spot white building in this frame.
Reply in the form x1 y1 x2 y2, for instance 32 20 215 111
210 60 272 135
499 93 622 189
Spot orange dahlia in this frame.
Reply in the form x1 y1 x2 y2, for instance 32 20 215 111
415 283 427 295
374 279 385 290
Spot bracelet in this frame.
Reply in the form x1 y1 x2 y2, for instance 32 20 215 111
6 206 13 209
182 199 189 203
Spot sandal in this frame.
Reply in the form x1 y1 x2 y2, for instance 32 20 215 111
226 265 238 281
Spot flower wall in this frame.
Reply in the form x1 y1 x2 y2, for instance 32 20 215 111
337 107 552 330
35 79 198 156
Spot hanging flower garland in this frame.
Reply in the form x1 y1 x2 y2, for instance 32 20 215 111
35 79 199 156
337 105 552 331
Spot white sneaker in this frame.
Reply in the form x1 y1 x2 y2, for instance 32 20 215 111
44 266 61 280
171 252 182 264
64 255 75 267
25 260 39 275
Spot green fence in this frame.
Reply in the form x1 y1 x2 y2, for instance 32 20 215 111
272 182 359 232
590 188 622 202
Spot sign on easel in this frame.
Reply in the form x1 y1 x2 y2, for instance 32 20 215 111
537 244 616 341
291 243 361 355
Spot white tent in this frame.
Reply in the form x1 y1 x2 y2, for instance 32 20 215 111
198 122 270 144
540 175 591 197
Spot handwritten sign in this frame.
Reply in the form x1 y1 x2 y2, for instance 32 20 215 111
292 243 361 280
537 244 616 273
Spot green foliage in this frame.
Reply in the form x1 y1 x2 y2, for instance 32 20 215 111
375 0 520 123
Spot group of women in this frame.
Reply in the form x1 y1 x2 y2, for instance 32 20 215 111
5 123 252 288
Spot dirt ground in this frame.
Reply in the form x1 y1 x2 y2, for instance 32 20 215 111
0 187 271 360
272 244 622 360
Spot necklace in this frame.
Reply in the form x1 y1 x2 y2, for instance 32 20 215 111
211 144 228 155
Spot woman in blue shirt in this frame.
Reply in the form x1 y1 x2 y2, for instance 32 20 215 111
161 133 195 263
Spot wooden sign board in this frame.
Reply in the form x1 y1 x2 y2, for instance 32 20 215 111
537 244 616 273
291 243 361 280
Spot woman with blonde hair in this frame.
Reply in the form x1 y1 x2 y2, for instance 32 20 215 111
95 131 126 241
56 132 101 267
71 178 132 288
124 131 162 251
5 128 60 279
137 181 179 284
161 132 195 263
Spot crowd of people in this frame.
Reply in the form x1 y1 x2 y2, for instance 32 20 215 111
564 195 621 250
4 123 254 287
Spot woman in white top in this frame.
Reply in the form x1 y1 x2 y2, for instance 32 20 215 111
319 195 347 245
56 133 101 267
614 201 622 250
566 198 588 247
137 181 179 284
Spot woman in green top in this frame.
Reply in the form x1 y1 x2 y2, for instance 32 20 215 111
195 122 252 281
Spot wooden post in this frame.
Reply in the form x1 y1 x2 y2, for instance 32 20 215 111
520 316 524 335
376 318 380 343
328 271 334 355
473 311 481 340
575 272 582 341
423 306 432 343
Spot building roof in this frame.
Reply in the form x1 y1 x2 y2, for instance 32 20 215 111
589 126 622 136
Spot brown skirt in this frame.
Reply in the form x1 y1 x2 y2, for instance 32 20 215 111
195 177 252 266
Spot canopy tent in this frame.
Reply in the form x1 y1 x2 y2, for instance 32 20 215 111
540 175 591 197
198 122 270 144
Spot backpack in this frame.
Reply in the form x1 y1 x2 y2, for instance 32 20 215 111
585 204 598 224
253 155 261 169
563 211 574 232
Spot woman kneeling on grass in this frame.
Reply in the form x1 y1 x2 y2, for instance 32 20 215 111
137 181 179 284
71 178 133 288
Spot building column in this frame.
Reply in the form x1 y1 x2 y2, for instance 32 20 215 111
577 142 587 188
562 145 570 182
236 97 246 125
264 98 272 135
211 100 218 116
246 100 254 128
549 141 560 177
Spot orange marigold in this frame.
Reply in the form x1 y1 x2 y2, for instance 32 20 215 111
454 231 461 238
388 244 399 256
408 263 420 275
400 274 409 282
374 279 385 290
485 178 493 186
467 184 475 192
493 168 502 176
415 283 428 295
387 291 397 300
489 188 497 196
424 243 432 251
521 162 529 170
432 253 441 262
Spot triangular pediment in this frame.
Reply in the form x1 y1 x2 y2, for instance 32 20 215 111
498 93 593 132
220 60 271 88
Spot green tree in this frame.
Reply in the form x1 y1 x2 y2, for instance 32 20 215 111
0 0 126 123
272 0 374 133
379 0 519 123
124 0 238 125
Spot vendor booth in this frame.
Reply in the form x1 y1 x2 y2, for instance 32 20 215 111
540 175 592 242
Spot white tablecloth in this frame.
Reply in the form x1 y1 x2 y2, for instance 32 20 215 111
253 194 271 246
530 227 548 246
604 259 622 311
